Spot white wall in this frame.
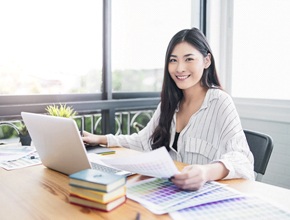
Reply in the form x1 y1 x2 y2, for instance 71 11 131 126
207 0 290 190
236 104 290 189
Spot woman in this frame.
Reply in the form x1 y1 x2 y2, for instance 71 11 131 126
83 28 254 190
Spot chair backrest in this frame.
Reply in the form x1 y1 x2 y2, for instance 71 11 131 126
244 129 273 181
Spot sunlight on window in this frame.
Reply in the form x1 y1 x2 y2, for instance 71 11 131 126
232 0 290 100
0 0 102 95
111 0 192 92
0 0 193 95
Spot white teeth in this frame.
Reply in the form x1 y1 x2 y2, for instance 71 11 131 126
176 75 189 80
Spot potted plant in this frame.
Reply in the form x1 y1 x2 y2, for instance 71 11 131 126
45 103 81 134
18 121 32 146
45 103 77 118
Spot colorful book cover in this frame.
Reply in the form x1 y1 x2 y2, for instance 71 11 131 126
69 195 126 212
69 169 126 192
70 185 126 204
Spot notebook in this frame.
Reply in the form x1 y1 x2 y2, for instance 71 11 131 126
21 112 132 176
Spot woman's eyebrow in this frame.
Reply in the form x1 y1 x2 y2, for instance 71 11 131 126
170 53 195 58
184 53 195 57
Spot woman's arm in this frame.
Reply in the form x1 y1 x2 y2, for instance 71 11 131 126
81 103 162 151
171 90 254 190
82 131 108 146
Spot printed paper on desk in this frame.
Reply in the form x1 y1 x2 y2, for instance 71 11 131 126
0 144 35 162
100 147 180 178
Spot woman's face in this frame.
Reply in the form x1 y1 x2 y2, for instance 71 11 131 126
168 42 211 91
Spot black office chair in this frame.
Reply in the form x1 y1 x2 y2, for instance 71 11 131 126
244 129 274 181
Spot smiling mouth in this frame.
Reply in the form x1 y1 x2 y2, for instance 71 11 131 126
176 75 190 80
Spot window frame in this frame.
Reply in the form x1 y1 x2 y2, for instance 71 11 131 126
0 0 202 132
206 0 290 123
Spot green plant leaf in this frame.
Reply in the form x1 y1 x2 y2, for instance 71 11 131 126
45 103 77 118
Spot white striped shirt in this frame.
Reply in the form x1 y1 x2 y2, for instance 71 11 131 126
106 89 255 180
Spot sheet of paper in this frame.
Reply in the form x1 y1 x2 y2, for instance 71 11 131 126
0 151 41 170
127 178 236 214
158 183 243 214
0 143 35 162
100 147 179 178
0 137 20 145
169 196 290 220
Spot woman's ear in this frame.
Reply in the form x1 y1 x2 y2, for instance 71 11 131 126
204 53 211 69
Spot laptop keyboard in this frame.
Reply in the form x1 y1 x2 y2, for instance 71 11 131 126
91 162 121 174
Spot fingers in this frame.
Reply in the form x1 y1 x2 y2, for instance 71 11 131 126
174 165 195 179
82 130 90 137
182 165 194 171
171 177 202 191
171 165 206 190
82 136 90 143
81 131 93 144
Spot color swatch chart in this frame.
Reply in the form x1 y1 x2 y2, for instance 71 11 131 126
127 178 240 214
169 196 290 220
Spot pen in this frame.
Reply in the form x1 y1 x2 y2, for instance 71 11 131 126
135 212 140 220
98 151 116 155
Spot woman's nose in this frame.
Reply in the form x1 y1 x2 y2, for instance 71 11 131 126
176 62 186 73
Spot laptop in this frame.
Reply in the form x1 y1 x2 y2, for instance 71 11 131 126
21 112 131 176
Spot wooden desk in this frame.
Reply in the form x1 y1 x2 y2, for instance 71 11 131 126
1 148 290 220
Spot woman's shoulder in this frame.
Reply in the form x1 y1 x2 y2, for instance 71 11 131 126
209 88 232 101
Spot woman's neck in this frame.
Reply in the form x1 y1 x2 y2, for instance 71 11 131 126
182 84 208 105
176 85 208 132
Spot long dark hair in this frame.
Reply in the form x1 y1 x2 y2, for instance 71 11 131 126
150 27 222 150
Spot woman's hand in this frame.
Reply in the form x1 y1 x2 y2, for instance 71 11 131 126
82 131 108 146
171 162 229 190
171 164 208 190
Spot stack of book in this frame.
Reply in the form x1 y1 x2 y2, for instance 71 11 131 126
68 169 126 212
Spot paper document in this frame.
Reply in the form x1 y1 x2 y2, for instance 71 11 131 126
0 143 35 162
169 196 290 220
127 178 231 214
0 143 42 170
0 151 41 170
100 147 180 178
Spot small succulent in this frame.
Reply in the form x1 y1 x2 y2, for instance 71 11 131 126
18 122 29 136
45 103 77 118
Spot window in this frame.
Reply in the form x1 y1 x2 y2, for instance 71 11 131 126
231 0 290 100
111 0 192 92
0 0 198 126
0 0 102 95
1 0 195 95
207 0 290 123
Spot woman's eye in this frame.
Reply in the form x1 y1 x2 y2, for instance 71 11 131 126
169 58 177 63
186 57 194 61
